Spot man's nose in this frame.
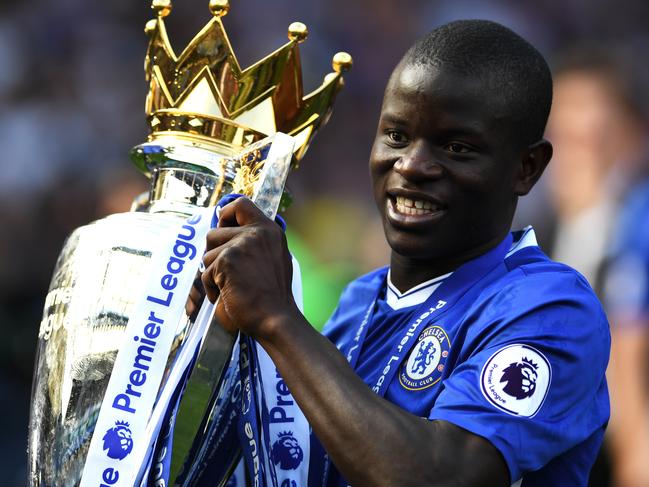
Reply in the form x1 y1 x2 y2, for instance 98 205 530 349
393 141 444 182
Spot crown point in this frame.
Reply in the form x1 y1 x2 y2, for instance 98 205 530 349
332 52 353 73
288 22 308 43
209 0 229 17
151 0 172 18
144 19 158 35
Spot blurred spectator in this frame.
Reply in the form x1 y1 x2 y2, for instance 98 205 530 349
544 46 649 487
546 46 648 289
605 179 649 487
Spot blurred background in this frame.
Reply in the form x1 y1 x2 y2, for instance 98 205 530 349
2 0 649 485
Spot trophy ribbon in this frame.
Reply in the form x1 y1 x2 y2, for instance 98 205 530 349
80 132 295 486
237 334 311 487
79 205 214 487
255 341 311 487
133 194 302 486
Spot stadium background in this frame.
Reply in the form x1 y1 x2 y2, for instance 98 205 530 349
1 0 648 484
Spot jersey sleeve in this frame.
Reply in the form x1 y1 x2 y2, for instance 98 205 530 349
428 271 610 483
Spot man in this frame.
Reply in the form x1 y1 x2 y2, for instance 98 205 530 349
199 20 610 486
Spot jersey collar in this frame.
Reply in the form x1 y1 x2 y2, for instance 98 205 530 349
386 226 539 311
386 271 452 310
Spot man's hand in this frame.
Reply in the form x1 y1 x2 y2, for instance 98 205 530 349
185 273 204 320
200 197 299 337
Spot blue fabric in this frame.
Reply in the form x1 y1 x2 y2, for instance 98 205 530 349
322 233 610 486
604 179 649 321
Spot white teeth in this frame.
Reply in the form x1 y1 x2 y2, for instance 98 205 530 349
394 196 440 215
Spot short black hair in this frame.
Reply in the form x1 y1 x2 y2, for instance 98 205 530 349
403 20 553 147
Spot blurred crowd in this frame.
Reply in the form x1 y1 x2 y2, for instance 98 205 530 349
2 0 649 485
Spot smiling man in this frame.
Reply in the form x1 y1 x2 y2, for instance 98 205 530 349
200 20 610 486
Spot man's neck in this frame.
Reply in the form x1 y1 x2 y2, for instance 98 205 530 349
388 233 508 293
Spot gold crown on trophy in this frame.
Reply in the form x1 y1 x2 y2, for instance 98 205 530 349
142 0 352 163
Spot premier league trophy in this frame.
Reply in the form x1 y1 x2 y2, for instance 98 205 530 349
27 1 351 485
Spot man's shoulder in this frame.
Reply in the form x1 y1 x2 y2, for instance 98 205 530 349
502 227 598 298
475 247 608 336
504 245 597 299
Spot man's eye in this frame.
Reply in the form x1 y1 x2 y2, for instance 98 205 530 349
444 143 471 154
386 130 408 145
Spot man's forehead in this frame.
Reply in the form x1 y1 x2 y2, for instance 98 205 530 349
380 62 517 146
385 62 486 102
383 62 506 119
389 63 436 91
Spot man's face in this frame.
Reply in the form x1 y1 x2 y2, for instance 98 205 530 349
370 62 523 262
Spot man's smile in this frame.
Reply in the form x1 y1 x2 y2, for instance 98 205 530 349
395 195 441 214
386 190 447 227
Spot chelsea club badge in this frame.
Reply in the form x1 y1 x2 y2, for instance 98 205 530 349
399 326 451 391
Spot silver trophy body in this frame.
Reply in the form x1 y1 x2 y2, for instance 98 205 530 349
28 135 294 486
29 209 185 486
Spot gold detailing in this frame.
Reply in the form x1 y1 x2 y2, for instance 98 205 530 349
142 0 352 166
208 0 229 17
144 19 158 35
231 149 266 195
333 52 353 73
288 22 309 42
151 0 172 18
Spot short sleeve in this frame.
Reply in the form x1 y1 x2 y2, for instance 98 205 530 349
428 272 610 483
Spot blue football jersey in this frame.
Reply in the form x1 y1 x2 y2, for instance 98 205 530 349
322 228 610 486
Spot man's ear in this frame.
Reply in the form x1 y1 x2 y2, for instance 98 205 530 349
514 139 553 196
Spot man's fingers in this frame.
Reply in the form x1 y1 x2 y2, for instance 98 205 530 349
185 273 205 319
205 226 244 252
217 197 268 228
201 254 223 303
215 298 238 335
201 228 241 303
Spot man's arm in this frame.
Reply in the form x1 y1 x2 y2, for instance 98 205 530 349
258 310 508 486
200 198 509 486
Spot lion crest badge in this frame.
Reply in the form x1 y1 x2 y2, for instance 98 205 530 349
102 420 133 460
271 431 304 470
480 344 551 417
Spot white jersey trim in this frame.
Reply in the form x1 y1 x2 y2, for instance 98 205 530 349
385 227 538 311
506 226 538 257
386 271 451 310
